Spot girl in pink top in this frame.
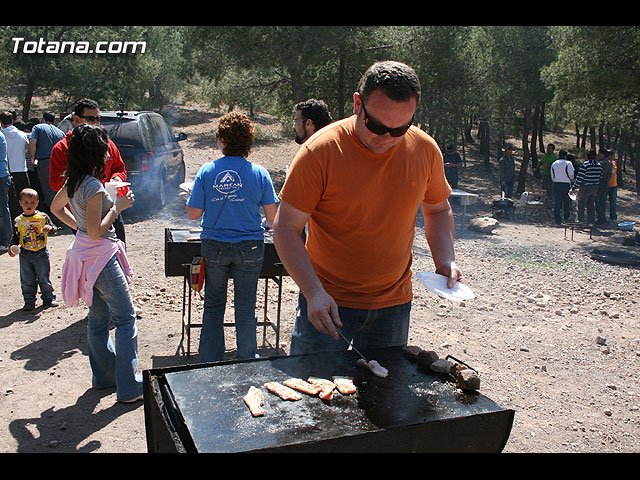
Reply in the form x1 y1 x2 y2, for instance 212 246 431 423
50 124 142 403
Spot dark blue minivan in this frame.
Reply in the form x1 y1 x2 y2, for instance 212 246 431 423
60 110 187 210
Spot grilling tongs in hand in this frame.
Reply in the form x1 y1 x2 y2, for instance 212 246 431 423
337 329 389 378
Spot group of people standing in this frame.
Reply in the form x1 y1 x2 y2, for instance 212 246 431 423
0 110 66 310
547 144 618 226
498 142 619 226
1 99 142 403
570 148 618 226
1 111 65 255
2 61 464 405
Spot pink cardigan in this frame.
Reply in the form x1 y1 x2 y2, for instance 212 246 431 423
61 232 133 307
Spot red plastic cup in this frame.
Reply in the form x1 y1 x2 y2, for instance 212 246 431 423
116 184 129 197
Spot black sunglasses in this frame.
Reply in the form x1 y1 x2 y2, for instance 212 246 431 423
361 101 413 137
79 115 101 123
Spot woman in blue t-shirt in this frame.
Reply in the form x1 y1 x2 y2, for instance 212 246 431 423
187 112 278 362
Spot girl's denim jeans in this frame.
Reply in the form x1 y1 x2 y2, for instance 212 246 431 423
87 254 142 402
199 239 264 362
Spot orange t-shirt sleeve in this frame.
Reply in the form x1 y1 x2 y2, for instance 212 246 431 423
279 144 325 215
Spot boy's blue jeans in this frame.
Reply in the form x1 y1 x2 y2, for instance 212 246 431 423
199 239 264 362
87 254 142 402
289 292 411 356
19 248 55 305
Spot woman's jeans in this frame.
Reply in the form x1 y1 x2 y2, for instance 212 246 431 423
290 292 411 356
19 248 55 305
199 239 264 363
87 254 142 402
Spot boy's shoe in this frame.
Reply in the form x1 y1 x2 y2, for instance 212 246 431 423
22 303 36 311
43 300 60 308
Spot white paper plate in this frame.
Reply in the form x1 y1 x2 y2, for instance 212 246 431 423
179 181 194 192
417 272 475 302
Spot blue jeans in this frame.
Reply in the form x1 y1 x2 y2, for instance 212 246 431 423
87 254 142 402
289 292 411 356
19 248 55 305
552 182 572 224
608 186 618 221
0 175 11 247
199 239 264 362
595 186 608 223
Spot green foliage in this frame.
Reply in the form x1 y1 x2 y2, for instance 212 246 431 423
4 24 640 160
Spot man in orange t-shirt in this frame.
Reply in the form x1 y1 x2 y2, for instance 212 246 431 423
274 61 464 355
606 149 618 222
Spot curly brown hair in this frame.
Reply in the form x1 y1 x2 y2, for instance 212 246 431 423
217 111 255 158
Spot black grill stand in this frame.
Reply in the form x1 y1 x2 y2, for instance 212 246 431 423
179 264 286 356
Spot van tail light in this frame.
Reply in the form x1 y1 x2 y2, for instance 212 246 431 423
141 152 154 171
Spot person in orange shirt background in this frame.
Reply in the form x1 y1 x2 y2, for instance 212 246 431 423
606 149 618 222
274 61 463 355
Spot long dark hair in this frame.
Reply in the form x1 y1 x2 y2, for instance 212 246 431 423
65 124 110 198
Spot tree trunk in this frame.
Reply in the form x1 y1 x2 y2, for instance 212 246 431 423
22 79 35 121
291 75 304 104
337 52 345 120
479 120 490 171
538 102 546 153
465 114 475 144
530 104 540 175
517 106 531 194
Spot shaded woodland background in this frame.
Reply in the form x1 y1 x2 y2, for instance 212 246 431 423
2 25 638 194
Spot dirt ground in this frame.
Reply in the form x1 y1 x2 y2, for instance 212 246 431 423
1 104 639 453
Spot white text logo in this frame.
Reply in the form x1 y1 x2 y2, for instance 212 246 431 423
11 37 146 54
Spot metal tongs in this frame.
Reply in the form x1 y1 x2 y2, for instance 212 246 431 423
337 329 367 362
337 329 389 378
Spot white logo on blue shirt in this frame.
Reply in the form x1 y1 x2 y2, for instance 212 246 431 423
214 170 243 195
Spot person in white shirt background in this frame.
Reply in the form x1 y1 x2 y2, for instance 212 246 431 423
550 149 575 225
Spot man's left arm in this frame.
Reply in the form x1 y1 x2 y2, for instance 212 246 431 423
422 199 463 288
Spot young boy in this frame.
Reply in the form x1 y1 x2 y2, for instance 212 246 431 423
8 188 59 311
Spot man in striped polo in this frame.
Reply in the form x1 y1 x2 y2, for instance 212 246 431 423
570 150 602 225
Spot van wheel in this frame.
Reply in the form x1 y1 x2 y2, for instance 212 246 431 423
153 169 167 210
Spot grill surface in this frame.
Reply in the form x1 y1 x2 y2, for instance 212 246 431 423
144 346 514 453
164 227 286 278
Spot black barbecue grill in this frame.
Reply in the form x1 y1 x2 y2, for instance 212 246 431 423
164 228 289 355
143 346 515 453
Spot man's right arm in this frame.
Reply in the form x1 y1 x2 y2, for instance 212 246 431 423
273 200 342 339
28 138 37 161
